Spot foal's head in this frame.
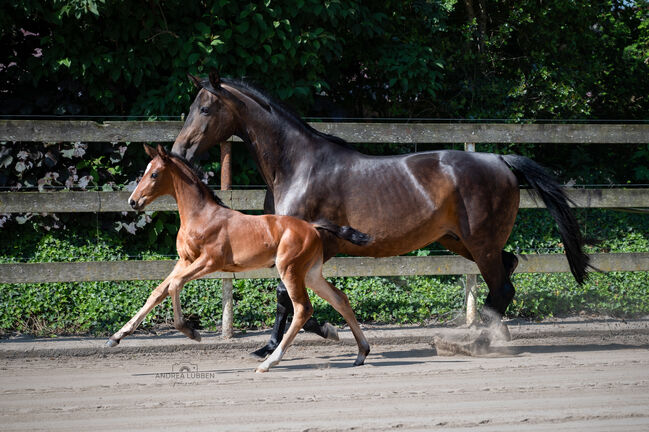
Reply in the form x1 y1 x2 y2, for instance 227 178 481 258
129 144 226 211
128 144 177 211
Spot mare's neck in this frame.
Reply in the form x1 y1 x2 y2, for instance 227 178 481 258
224 85 353 191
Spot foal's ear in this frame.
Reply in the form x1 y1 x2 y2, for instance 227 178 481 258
143 144 158 159
208 69 221 89
156 144 170 160
187 73 202 89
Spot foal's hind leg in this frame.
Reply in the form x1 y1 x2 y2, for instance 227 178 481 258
251 283 291 358
251 283 335 359
305 261 370 366
252 289 337 359
257 270 313 373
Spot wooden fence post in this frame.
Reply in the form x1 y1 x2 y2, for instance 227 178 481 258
464 142 478 327
220 141 234 339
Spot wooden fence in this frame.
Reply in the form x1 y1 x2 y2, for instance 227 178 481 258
1 120 648 332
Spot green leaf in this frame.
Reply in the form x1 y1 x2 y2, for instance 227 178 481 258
195 22 210 36
236 21 250 34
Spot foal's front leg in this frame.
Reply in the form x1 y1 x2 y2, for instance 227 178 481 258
167 255 217 341
106 261 188 347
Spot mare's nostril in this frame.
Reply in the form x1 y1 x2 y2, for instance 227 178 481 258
129 199 136 208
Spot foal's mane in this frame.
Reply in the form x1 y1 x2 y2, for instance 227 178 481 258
167 152 229 208
201 76 354 150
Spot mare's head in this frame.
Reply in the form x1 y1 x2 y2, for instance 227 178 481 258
172 70 244 162
128 144 176 211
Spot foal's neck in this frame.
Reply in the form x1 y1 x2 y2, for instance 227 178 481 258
169 164 223 226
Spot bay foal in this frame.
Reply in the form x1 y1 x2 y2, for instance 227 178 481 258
106 144 371 372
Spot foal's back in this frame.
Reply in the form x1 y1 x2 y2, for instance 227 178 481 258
179 203 322 275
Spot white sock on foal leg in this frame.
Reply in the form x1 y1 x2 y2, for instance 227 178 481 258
256 346 285 373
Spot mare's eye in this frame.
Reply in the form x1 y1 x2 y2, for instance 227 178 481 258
200 106 209 115
151 172 158 179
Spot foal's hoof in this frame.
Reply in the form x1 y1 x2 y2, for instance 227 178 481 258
105 338 119 348
255 366 269 374
353 346 370 366
323 322 340 341
191 329 202 342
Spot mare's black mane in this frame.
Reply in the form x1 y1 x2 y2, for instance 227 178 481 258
168 152 229 208
200 76 354 150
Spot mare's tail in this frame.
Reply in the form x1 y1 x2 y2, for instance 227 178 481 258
501 154 590 284
312 220 371 246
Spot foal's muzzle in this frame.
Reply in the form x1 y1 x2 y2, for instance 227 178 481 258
129 197 146 211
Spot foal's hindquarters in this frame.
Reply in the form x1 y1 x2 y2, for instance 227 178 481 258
256 230 370 373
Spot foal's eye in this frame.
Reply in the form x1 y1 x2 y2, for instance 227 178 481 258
200 106 210 115
151 172 158 179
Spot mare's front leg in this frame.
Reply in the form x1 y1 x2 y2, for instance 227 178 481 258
106 260 188 347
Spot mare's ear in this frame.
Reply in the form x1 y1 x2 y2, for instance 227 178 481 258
156 144 170 160
208 69 221 89
188 73 202 89
208 69 246 113
143 144 158 159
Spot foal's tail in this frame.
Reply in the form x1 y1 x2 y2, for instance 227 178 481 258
312 220 371 246
501 154 590 284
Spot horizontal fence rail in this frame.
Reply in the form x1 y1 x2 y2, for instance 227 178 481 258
0 120 646 291
0 189 647 213
1 253 647 284
2 120 649 143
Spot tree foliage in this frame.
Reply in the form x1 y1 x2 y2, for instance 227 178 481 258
2 1 648 119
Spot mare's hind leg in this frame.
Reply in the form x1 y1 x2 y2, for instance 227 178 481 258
502 250 519 277
439 235 517 330
305 260 370 366
484 250 518 313
252 282 337 359
473 251 516 341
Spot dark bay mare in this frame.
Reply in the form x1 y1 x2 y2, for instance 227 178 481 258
106 144 371 372
172 71 590 357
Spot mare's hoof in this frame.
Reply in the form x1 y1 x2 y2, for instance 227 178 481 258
251 345 274 359
323 323 340 341
353 359 365 367
105 338 119 348
191 329 202 342
255 367 269 373
495 323 512 342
